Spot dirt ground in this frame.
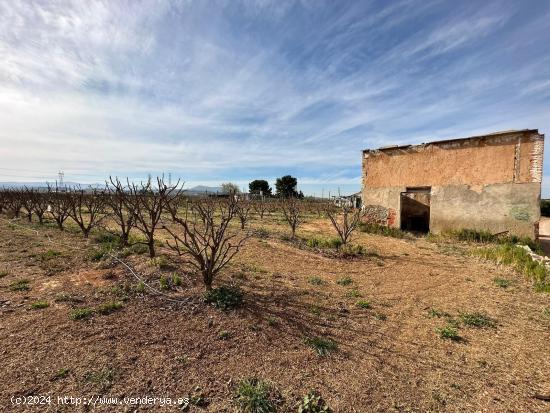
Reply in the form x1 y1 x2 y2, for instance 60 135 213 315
0 214 548 412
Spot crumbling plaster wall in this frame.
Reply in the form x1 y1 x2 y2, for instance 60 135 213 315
361 131 544 238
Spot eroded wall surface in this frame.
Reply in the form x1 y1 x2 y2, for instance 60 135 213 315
361 131 544 237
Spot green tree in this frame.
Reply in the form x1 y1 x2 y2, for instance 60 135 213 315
248 180 272 196
275 175 298 198
221 182 240 194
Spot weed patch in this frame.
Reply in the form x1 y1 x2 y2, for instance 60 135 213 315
70 308 94 320
40 249 62 260
31 300 49 309
356 300 371 309
304 336 337 357
0 270 8 278
336 276 353 286
10 279 30 291
359 223 410 239
475 243 549 292
97 301 124 315
53 368 70 380
436 325 460 341
346 289 362 298
235 378 278 413
297 391 331 413
205 285 243 310
304 235 342 250
308 276 325 286
460 312 496 328
493 277 511 288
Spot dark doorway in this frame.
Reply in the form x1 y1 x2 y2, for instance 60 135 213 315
400 187 431 233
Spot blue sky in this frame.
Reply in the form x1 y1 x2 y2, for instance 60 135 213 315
1 0 549 196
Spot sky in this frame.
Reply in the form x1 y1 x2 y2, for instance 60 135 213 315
1 0 550 196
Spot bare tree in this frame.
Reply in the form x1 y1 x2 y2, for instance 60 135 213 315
31 190 49 225
325 203 363 245
48 184 71 230
67 187 107 238
236 200 252 229
164 197 250 291
105 177 136 247
252 198 269 220
280 197 304 239
4 189 23 218
21 187 35 222
124 177 181 258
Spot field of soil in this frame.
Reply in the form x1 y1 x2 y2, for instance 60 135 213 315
0 213 549 412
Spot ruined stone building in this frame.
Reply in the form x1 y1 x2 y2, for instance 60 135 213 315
361 130 544 238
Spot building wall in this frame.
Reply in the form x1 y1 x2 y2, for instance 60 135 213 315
361 130 544 238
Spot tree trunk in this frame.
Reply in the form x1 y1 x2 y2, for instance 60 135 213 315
148 240 156 258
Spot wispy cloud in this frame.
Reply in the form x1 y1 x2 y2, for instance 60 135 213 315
0 0 549 195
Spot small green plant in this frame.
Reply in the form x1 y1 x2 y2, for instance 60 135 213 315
336 277 353 286
218 330 231 340
459 312 496 328
493 277 511 288
304 336 337 357
10 279 30 291
135 281 146 293
0 270 8 278
159 275 170 290
436 325 460 341
346 289 362 298
85 368 114 388
31 300 49 309
235 378 277 413
40 249 62 260
96 301 124 315
308 277 325 285
172 273 182 286
543 307 550 319
339 243 366 257
150 255 172 270
54 368 70 379
266 317 278 327
204 285 244 310
356 300 371 309
297 391 331 413
70 308 94 320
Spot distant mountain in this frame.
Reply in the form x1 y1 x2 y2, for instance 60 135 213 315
185 185 223 194
0 181 105 189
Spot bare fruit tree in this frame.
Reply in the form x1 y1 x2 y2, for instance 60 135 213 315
164 197 250 291
21 187 35 222
325 203 363 245
236 200 252 229
280 197 304 239
252 198 269 220
106 177 136 247
124 177 181 258
31 190 50 225
5 189 23 218
67 187 107 238
48 184 71 230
